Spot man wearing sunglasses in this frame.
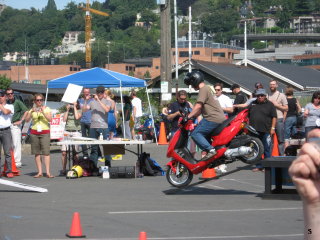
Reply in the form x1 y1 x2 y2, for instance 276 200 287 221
214 83 233 117
167 90 192 137
248 88 277 172
6 88 28 168
0 91 14 177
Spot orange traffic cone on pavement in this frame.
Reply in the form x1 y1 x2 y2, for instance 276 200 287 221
66 212 86 238
158 122 168 145
2 149 20 176
201 168 216 179
272 134 280 157
139 231 147 240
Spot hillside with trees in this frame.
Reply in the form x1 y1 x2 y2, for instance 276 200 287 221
1 0 320 67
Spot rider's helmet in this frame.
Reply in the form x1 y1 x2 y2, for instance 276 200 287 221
184 70 204 88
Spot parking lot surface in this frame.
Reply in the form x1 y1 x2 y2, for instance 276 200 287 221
0 143 304 240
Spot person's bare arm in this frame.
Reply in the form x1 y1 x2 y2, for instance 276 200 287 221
269 99 288 112
73 103 82 120
188 102 202 119
270 117 277 135
94 95 110 112
0 104 11 115
167 111 180 121
223 106 234 114
41 106 52 122
296 99 302 114
289 129 320 240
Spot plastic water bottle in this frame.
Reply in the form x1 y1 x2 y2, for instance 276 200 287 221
102 166 110 179
99 132 103 141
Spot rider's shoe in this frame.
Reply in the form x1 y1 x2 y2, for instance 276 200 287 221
200 148 217 161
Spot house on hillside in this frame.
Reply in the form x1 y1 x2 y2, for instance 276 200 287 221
53 31 90 58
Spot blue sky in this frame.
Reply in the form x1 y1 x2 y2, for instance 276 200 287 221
6 0 105 10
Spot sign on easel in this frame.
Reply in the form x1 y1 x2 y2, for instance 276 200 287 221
50 115 64 140
0 179 48 193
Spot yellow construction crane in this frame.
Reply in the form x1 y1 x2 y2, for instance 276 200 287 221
81 0 109 68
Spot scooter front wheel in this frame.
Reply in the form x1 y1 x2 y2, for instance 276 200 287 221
166 163 193 188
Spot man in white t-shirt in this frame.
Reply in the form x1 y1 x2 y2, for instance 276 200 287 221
214 83 233 117
131 90 142 129
0 91 14 177
268 79 288 156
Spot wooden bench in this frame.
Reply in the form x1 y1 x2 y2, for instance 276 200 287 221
259 156 300 200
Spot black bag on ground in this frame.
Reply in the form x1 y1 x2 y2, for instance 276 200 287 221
74 156 99 175
138 152 164 176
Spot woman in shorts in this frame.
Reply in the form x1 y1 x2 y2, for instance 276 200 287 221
25 93 53 178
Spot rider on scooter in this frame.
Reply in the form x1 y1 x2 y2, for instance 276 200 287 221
185 70 226 161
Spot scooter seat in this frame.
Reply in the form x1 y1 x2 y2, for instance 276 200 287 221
211 115 237 136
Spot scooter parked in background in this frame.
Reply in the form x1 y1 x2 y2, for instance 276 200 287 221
137 114 160 142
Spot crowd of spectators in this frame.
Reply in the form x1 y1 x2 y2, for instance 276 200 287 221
1 78 319 177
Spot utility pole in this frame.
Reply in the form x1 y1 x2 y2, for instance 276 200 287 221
174 0 179 98
159 0 172 103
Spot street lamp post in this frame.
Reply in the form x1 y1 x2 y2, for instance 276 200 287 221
107 41 111 69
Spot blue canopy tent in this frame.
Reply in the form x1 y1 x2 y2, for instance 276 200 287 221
47 67 146 88
46 67 156 142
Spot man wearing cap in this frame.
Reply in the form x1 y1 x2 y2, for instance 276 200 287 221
0 91 14 177
248 88 277 171
83 86 112 167
268 79 288 156
230 84 247 116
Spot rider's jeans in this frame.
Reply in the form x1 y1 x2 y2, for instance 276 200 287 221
191 118 220 152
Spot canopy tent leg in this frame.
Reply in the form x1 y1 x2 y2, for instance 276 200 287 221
146 87 158 144
119 85 126 139
45 87 49 105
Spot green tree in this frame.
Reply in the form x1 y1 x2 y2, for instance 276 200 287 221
45 0 57 11
276 3 293 28
294 0 312 15
0 75 12 90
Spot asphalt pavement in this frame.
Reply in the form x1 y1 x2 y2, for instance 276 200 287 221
0 143 304 240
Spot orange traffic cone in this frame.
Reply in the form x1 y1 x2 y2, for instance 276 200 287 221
66 212 86 238
2 149 20 176
158 122 168 145
139 231 147 240
201 168 216 179
272 134 280 157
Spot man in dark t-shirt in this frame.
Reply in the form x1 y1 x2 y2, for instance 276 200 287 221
248 88 277 171
167 90 191 136
230 84 247 117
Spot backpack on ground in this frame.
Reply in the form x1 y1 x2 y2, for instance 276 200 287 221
138 152 165 176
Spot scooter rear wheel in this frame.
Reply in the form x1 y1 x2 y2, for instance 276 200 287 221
166 163 193 188
239 136 264 164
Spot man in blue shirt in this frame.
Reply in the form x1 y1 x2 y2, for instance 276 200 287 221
78 88 92 157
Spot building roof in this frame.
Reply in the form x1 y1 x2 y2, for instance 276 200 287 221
0 61 17 70
251 60 320 89
123 58 154 67
192 60 287 93
10 82 65 94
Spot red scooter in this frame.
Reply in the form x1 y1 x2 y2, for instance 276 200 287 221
166 109 264 188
